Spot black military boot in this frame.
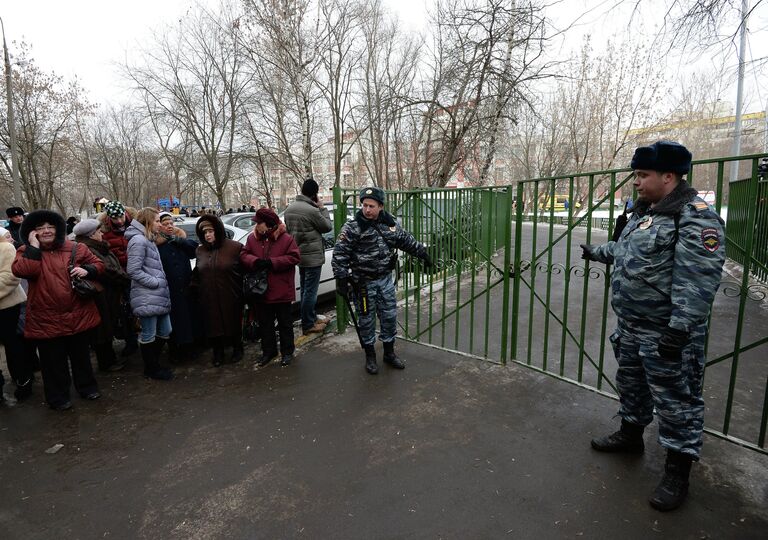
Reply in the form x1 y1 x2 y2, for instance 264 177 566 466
364 345 378 375
591 419 645 453
649 450 693 511
383 341 405 369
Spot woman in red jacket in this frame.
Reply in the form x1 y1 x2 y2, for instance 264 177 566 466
240 208 300 367
12 210 105 410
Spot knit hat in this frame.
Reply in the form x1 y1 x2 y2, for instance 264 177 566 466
252 208 280 227
104 200 126 218
301 178 319 198
159 211 174 222
72 218 100 238
0 227 9 239
630 141 692 175
5 206 24 218
359 186 385 205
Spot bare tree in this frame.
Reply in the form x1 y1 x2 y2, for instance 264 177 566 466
125 2 250 209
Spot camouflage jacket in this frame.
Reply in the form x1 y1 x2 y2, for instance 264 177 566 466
332 210 427 281
591 182 725 332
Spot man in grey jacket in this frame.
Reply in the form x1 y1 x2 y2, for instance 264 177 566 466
284 178 333 335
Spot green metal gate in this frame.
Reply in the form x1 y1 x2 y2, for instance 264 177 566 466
332 152 768 454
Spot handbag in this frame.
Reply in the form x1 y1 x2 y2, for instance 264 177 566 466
243 268 268 303
243 239 271 303
69 243 104 298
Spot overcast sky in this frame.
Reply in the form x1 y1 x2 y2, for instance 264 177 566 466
2 0 766 113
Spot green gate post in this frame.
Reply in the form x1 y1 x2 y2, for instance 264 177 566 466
510 182 524 362
499 186 514 364
333 186 348 334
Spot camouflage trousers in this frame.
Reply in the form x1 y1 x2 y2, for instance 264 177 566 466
611 320 707 459
351 274 397 347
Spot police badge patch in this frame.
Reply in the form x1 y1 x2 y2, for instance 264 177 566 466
701 228 720 252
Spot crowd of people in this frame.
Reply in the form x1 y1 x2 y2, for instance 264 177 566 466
0 179 356 411
1 178 434 413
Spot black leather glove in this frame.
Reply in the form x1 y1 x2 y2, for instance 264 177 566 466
421 252 433 268
580 244 597 261
658 327 688 361
336 277 349 299
254 258 272 270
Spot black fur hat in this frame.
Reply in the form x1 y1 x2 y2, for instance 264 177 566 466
196 214 226 249
20 210 67 248
631 141 692 174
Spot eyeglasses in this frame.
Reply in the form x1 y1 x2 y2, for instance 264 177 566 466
34 225 56 232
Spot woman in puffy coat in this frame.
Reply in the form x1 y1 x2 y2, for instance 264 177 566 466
74 218 131 372
0 227 34 402
240 208 300 367
126 207 173 381
156 211 198 361
192 215 243 367
12 210 104 410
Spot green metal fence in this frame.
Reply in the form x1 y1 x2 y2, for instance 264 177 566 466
333 152 768 454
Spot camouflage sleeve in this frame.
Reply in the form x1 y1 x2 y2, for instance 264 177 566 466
392 224 427 258
669 207 726 333
332 222 357 278
590 241 616 264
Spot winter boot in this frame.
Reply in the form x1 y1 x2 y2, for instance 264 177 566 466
231 340 244 364
13 377 34 402
591 419 645 454
383 341 405 369
649 450 693 511
141 341 173 381
364 345 378 375
212 346 225 367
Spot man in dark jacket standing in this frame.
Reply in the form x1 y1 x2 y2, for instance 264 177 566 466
5 207 25 248
332 187 432 375
283 178 332 335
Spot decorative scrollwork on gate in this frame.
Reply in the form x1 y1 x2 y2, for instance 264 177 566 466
719 280 768 301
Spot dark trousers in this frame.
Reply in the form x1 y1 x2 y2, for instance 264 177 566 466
256 302 295 358
0 304 32 386
36 331 99 407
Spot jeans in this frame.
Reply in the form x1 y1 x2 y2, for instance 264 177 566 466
299 265 323 331
139 314 172 344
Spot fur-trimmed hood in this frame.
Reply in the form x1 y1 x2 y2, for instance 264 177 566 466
196 214 226 249
20 210 67 249
634 180 698 216
155 226 187 246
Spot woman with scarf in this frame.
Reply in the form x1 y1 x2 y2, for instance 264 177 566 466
73 218 131 372
240 208 300 367
156 212 198 361
192 215 244 367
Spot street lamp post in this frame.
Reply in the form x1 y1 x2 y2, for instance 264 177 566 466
1 16 21 206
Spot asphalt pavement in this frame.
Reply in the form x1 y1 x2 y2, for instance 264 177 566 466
1 329 766 539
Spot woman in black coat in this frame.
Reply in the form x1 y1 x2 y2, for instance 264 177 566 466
156 212 198 361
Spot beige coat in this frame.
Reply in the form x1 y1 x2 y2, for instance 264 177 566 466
0 242 26 310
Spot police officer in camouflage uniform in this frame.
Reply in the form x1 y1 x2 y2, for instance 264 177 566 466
333 187 432 375
581 141 725 511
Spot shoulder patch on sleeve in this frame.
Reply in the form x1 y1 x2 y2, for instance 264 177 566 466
701 227 720 252
694 201 709 211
